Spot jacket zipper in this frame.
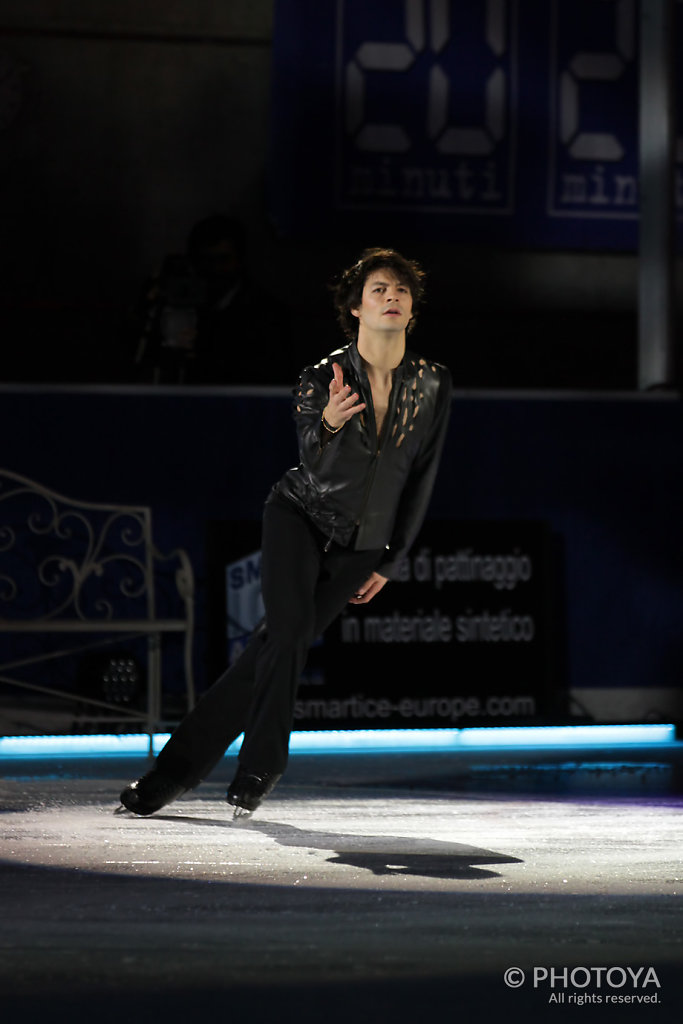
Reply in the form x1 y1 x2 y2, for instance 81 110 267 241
355 449 381 531
354 372 381 530
354 367 401 531
324 364 401 550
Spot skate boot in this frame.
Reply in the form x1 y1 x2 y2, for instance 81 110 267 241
226 766 281 819
118 769 188 816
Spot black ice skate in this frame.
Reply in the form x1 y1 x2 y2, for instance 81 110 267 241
226 767 282 819
118 769 188 816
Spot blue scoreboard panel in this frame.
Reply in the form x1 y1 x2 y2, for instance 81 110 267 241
269 0 683 249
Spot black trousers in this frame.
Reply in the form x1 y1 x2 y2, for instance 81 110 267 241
156 493 383 787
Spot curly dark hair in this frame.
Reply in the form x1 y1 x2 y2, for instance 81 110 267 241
331 247 426 339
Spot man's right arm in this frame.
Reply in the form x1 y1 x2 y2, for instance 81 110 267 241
294 360 365 462
293 365 340 465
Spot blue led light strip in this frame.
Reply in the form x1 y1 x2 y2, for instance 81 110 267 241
0 724 676 758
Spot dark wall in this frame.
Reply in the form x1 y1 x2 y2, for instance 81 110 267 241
1 386 680 722
1 1 676 391
1 4 681 726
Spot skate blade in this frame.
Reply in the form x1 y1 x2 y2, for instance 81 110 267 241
232 805 254 821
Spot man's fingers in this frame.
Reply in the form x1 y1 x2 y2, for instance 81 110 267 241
326 364 366 429
329 365 367 416
336 400 366 423
349 572 388 605
350 583 376 604
344 400 366 418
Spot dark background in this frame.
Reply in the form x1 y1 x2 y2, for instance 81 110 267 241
0 0 681 727
0 0 681 388
1 387 680 726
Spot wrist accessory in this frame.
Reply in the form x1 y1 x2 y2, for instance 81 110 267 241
321 413 342 434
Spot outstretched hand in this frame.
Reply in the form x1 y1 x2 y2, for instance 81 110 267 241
323 362 366 430
349 571 389 605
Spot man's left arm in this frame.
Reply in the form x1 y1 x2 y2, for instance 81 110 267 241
375 367 453 581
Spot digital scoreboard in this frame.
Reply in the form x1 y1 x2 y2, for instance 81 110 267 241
269 0 683 249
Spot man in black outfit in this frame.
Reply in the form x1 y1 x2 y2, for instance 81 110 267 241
120 247 452 818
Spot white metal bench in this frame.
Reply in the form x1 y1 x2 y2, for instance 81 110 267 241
0 469 195 747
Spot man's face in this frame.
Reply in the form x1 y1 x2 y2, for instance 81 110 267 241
351 269 413 335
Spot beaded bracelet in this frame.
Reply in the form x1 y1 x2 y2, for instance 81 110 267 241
321 413 343 434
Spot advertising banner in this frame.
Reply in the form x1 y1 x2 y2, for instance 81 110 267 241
208 519 556 730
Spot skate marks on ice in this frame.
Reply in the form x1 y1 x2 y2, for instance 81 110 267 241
0 784 522 884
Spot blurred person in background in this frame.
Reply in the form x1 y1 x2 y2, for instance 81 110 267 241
134 214 292 384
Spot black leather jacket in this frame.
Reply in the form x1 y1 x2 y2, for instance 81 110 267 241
274 340 452 579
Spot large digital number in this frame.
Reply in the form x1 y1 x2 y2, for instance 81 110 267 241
344 0 510 155
345 0 424 153
428 0 508 155
559 0 635 160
